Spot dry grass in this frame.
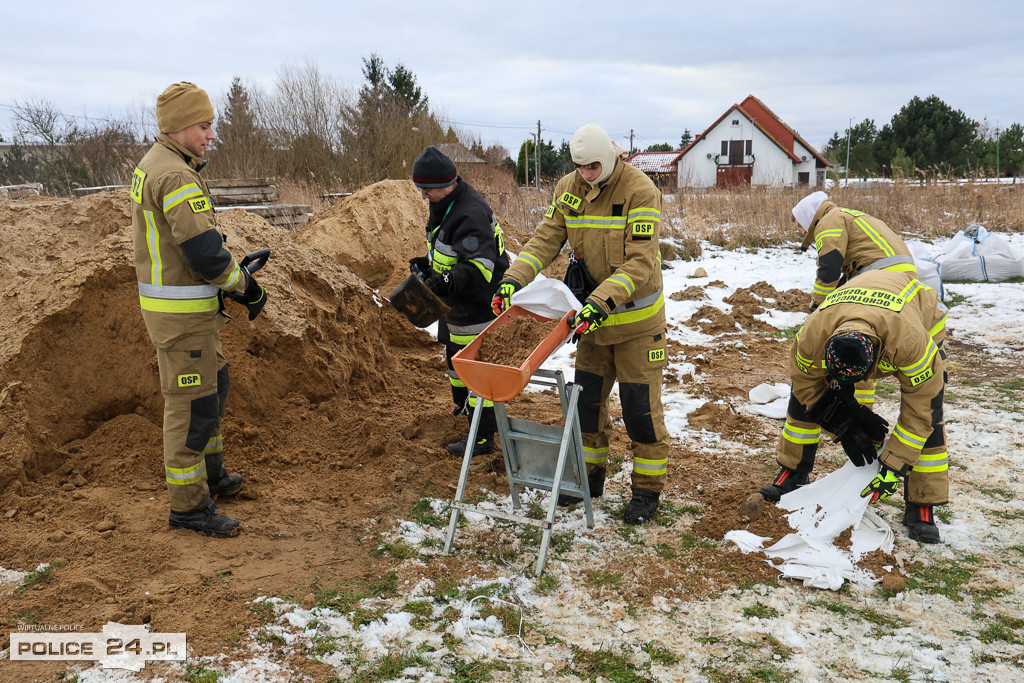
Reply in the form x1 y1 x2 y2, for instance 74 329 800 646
470 178 1024 250
663 183 1024 247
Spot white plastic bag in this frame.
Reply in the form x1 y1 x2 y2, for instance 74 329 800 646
510 275 582 320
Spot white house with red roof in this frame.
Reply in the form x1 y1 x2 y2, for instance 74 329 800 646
676 95 829 189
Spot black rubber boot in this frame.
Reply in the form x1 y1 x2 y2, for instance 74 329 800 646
624 488 661 524
445 433 495 457
903 504 942 544
168 499 240 538
760 467 810 502
557 467 606 506
205 453 244 498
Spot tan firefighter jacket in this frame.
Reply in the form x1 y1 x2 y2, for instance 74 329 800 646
790 269 948 475
131 135 246 346
504 159 665 345
801 200 915 307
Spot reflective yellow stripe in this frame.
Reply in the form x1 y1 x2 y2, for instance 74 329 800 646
163 183 203 211
913 451 948 473
222 262 242 291
583 445 608 465
204 435 223 455
813 282 837 296
518 252 543 277
633 456 668 477
166 461 206 485
627 207 661 221
783 421 820 445
883 263 917 273
900 340 938 377
608 273 635 297
604 292 664 327
854 388 876 405
145 210 161 285
853 216 896 257
468 395 494 409
468 259 493 283
564 215 628 229
450 377 466 388
929 314 947 339
894 423 926 449
139 294 219 313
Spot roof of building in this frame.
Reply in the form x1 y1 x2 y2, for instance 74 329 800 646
625 151 683 173
437 142 485 164
677 95 829 167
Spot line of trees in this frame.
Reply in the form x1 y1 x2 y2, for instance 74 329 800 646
822 95 1024 179
0 55 513 194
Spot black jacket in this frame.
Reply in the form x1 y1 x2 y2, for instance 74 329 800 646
426 178 509 325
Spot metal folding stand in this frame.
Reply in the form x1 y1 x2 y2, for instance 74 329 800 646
442 368 594 576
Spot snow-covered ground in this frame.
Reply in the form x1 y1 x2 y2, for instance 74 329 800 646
12 233 1024 681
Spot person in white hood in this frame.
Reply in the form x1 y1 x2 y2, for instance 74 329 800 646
792 191 916 314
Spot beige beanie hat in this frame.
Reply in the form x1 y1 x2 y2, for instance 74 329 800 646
156 82 215 134
570 123 617 186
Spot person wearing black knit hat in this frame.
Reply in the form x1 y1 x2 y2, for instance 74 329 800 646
407 146 510 457
760 269 950 544
824 333 876 384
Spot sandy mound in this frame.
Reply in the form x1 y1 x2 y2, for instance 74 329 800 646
298 179 427 293
724 280 809 312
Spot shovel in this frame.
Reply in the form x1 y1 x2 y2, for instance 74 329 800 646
389 273 450 327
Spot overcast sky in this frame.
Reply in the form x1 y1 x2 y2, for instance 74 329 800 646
2 1 1021 159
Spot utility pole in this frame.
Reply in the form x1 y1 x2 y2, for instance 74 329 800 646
996 124 1001 179
629 129 635 155
535 121 541 189
845 118 852 187
524 137 529 189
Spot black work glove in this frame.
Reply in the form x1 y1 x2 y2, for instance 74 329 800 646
861 465 899 503
424 272 455 298
854 404 889 445
409 256 431 279
231 270 267 321
839 428 878 467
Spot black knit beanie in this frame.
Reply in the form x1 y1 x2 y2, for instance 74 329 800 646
824 333 876 384
412 146 457 189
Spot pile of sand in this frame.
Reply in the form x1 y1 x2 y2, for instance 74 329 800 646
299 179 427 293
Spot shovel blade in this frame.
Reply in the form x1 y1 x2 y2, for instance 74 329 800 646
389 274 450 327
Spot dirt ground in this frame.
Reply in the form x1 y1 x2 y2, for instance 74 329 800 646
0 183 892 681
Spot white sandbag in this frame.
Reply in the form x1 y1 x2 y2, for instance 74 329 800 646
907 240 943 298
725 461 895 590
933 225 1024 283
510 274 582 319
939 255 1024 282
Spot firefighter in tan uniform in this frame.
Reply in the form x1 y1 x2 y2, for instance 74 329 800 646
760 269 949 543
131 83 267 537
492 124 669 524
791 190 918 408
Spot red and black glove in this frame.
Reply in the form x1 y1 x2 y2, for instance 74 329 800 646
572 298 609 336
861 465 899 503
491 279 520 316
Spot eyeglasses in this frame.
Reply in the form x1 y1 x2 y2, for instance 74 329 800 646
574 162 601 171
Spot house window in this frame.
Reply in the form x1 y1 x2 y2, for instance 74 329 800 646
798 172 810 185
721 141 728 156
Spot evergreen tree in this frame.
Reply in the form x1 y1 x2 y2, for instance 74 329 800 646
340 53 441 185
876 95 977 176
644 143 673 152
680 129 693 148
213 77 271 177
